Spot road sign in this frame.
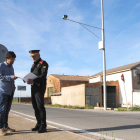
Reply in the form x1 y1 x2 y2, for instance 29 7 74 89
17 86 26 91
121 74 124 82
0 44 8 63
17 86 26 103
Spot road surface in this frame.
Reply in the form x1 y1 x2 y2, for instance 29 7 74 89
11 104 140 140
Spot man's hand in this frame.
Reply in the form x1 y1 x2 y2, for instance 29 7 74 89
26 79 34 84
13 76 18 80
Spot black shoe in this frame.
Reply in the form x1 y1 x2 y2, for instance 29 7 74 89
38 127 46 133
31 124 40 131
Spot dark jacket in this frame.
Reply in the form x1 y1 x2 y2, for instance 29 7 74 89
31 58 48 89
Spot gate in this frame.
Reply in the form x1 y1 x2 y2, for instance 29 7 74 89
85 87 100 107
102 86 116 108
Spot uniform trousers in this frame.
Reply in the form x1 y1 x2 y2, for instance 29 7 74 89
31 85 46 128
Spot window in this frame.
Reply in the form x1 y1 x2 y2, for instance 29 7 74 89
137 74 140 84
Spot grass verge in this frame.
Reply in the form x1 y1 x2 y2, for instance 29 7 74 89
130 105 140 111
12 99 18 103
45 104 94 109
12 99 31 104
12 101 94 109
118 105 140 111
118 107 128 111
13 100 140 111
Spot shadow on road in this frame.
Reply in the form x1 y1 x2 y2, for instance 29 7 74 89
71 124 140 133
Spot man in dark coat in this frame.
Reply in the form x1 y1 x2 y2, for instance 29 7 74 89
26 50 48 133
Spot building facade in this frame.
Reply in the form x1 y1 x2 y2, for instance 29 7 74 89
51 81 119 107
45 74 89 97
89 61 140 106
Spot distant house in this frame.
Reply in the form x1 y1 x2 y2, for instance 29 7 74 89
45 74 89 97
47 74 119 108
51 81 119 108
89 61 140 106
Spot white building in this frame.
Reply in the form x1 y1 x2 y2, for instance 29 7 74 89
89 61 140 107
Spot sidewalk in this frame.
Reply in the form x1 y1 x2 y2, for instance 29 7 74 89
0 113 97 140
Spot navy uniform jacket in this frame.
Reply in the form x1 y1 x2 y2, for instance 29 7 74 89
31 58 48 91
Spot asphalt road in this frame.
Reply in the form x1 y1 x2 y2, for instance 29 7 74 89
11 104 140 140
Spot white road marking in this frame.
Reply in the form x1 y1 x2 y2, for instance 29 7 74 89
11 110 124 140
10 112 96 140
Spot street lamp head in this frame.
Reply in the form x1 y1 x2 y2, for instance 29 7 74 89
62 15 68 19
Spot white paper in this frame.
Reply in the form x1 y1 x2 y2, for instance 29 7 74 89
22 72 38 82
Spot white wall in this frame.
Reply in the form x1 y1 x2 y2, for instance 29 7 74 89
133 92 140 105
89 71 133 106
89 76 101 83
106 71 132 106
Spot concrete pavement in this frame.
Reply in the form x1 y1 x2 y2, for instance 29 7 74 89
0 113 97 140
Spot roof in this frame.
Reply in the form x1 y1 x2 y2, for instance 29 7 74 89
49 74 89 81
90 61 140 79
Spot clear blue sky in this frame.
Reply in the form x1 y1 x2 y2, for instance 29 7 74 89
0 0 140 97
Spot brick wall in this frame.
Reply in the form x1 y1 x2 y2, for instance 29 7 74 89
45 75 60 97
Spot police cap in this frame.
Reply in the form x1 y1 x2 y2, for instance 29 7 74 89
29 50 40 57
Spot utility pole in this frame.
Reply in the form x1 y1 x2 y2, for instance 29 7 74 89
101 0 107 110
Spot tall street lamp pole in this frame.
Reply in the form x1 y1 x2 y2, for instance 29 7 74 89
62 0 107 110
101 0 107 110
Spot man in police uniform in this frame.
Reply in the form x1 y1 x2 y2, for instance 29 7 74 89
26 50 48 133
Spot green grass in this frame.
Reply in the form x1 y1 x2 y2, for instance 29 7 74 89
12 101 91 109
130 105 140 111
118 106 140 111
12 99 32 104
12 99 18 103
45 104 94 109
85 104 94 109
118 107 128 111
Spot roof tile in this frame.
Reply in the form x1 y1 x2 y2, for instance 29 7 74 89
50 74 89 81
90 61 140 78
